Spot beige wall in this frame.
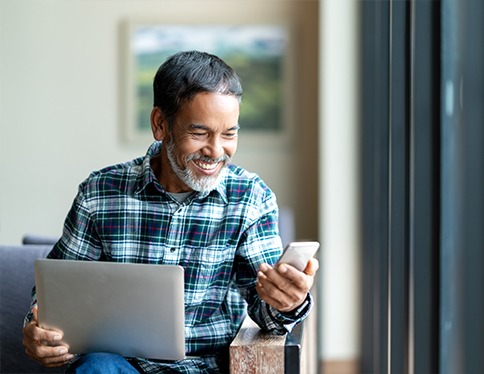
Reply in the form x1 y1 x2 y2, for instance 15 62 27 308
319 0 361 367
0 0 319 244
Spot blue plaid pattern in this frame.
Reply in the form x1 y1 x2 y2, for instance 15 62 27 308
28 142 311 373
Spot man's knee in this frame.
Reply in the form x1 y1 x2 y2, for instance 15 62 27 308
66 352 138 373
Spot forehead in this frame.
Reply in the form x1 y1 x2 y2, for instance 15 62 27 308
175 92 240 126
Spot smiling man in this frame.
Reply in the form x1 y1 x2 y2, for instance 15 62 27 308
22 51 318 373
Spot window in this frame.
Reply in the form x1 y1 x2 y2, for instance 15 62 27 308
360 0 484 372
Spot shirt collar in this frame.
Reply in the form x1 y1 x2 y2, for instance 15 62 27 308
135 141 228 204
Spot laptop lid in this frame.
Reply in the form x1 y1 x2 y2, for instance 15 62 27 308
34 259 185 361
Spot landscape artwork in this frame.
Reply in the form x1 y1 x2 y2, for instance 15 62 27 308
126 24 289 141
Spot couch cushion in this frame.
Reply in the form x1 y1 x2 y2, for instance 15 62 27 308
0 244 64 373
22 235 59 246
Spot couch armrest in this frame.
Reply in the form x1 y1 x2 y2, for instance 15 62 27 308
230 317 285 373
229 308 317 374
0 244 63 373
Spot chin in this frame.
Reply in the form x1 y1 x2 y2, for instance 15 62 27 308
186 166 227 193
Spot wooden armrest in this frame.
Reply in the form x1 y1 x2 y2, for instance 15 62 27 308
230 317 286 373
229 313 316 374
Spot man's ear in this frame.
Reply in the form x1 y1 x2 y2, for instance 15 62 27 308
150 107 168 141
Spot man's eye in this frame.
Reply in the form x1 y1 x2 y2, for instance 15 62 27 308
224 132 238 138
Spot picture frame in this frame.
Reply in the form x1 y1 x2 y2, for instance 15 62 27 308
121 22 295 148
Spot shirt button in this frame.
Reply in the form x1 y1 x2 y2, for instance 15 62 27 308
170 247 176 252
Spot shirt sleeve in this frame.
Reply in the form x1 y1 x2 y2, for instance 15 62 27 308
235 201 314 335
48 187 103 261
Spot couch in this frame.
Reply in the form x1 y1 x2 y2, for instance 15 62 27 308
0 243 64 373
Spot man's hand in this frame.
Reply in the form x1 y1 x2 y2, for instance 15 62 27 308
22 306 74 368
256 257 319 313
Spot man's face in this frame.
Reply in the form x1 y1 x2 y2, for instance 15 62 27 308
161 92 240 193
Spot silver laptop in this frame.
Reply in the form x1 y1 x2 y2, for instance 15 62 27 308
34 259 185 361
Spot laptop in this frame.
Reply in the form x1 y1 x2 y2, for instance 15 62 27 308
34 259 185 361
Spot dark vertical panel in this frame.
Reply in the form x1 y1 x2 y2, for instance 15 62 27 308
359 0 484 371
441 0 484 371
440 0 464 372
388 1 410 373
361 0 444 372
360 1 390 373
460 0 484 372
409 0 441 373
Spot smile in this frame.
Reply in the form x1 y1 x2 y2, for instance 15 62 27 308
193 160 220 171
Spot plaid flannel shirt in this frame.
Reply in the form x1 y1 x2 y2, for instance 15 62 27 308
26 142 312 373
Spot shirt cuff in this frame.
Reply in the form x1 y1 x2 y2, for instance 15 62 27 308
281 294 312 319
23 306 36 328
268 292 313 331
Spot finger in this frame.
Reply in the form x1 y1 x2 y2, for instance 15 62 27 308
275 264 316 293
277 258 319 280
24 323 63 345
31 306 63 342
304 258 320 275
258 265 293 293
258 263 312 304
36 352 74 368
276 263 305 282
256 281 296 312
32 305 38 322
260 263 310 300
22 324 65 367
258 278 311 313
257 266 308 304
22 333 60 360
276 259 319 290
25 343 73 367
258 263 273 273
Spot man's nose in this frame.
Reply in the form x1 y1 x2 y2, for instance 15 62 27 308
203 136 224 159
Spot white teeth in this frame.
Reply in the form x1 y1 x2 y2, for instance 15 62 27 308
194 161 217 170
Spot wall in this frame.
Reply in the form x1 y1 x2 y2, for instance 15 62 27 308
0 0 318 245
319 0 361 368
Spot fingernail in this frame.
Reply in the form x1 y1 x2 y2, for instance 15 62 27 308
59 348 67 355
53 334 62 341
279 264 287 273
260 263 269 272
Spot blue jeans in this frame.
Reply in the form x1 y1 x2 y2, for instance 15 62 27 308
66 353 139 373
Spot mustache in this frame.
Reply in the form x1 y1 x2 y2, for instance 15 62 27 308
186 154 230 164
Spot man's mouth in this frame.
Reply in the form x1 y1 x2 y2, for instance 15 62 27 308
192 159 221 172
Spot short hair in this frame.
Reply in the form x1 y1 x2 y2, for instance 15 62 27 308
153 50 243 125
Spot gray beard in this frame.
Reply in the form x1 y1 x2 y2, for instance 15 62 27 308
165 140 229 194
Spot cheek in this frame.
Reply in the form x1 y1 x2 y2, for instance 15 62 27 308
174 141 199 163
225 141 238 157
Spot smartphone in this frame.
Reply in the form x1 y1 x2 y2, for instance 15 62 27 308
276 241 320 272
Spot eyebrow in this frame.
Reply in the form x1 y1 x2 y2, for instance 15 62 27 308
189 124 240 131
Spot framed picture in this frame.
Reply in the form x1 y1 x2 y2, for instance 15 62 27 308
122 22 295 147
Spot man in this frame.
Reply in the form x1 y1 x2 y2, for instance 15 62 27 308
22 51 319 373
